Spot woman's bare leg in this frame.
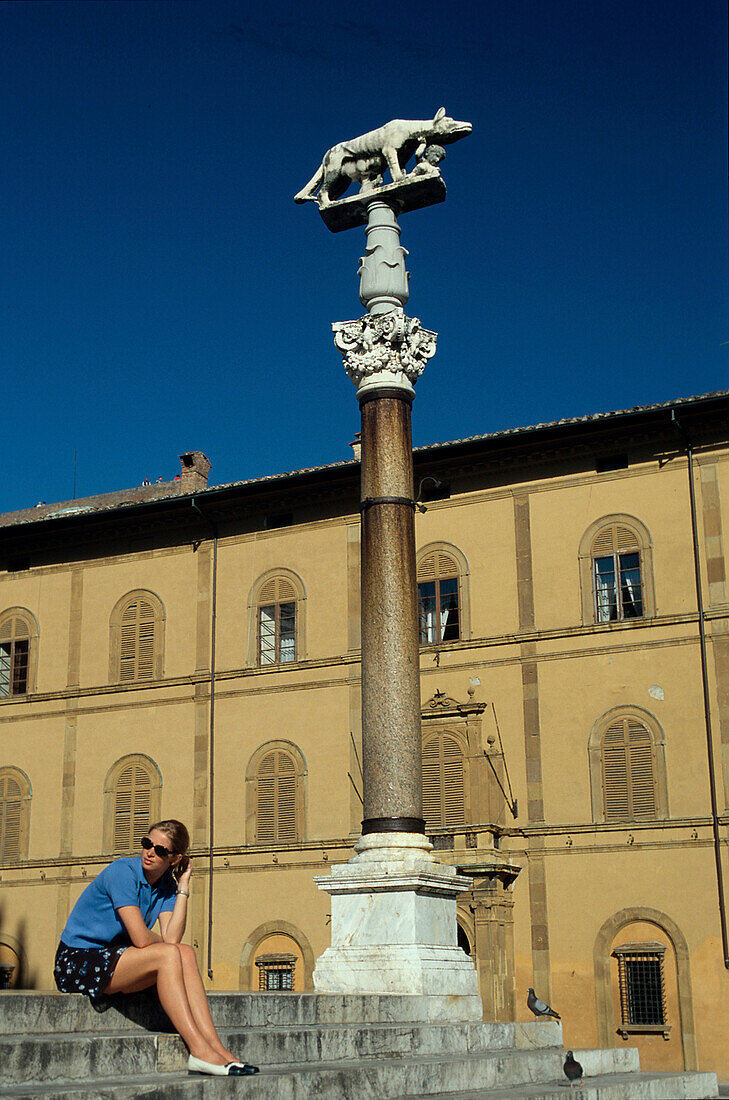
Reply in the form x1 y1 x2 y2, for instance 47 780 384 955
105 943 228 1064
177 944 239 1062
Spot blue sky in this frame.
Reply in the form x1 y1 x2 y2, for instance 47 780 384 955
2 0 727 513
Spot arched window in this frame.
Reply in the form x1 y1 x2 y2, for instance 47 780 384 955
109 591 165 683
247 570 306 668
416 544 470 645
579 516 655 625
103 755 162 854
0 609 38 697
588 708 668 823
0 768 31 861
245 741 306 844
422 731 466 828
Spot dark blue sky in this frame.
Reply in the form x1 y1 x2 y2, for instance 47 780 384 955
3 0 727 512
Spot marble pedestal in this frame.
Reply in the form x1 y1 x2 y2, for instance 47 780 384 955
313 834 482 1021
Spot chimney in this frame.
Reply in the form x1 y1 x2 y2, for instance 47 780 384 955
179 451 211 492
349 433 361 461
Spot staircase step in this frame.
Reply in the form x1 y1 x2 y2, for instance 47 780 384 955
0 991 499 1034
0 1048 674 1100
413 1070 720 1099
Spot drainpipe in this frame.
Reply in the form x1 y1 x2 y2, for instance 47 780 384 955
671 410 729 968
191 499 218 980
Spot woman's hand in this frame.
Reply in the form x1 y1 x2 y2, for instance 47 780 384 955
176 856 192 891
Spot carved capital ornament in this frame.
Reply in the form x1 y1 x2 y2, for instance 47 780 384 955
333 308 437 397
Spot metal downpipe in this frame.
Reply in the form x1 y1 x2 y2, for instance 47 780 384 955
671 410 729 968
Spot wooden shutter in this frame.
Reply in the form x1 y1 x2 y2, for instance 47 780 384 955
418 551 458 584
592 525 640 556
114 761 152 852
119 597 157 681
259 577 296 605
603 717 656 821
256 750 298 843
0 775 23 860
0 617 30 643
627 721 656 818
422 734 465 828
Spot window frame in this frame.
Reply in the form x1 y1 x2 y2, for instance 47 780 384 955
612 941 671 1039
245 739 307 845
416 543 471 646
0 609 39 698
102 754 162 855
421 729 468 830
588 707 668 823
0 767 32 862
247 570 306 668
579 516 655 626
109 591 165 684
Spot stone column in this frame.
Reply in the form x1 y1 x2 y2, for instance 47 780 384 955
313 201 481 1018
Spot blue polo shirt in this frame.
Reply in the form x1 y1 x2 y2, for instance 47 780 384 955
60 857 177 949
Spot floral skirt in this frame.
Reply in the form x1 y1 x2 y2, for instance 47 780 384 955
54 941 128 1000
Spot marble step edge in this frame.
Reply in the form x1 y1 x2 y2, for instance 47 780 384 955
4 1046 637 1094
2 1067 720 1100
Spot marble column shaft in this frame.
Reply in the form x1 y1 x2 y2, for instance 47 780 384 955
359 390 423 832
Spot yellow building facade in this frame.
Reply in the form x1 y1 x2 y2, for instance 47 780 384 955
1 391 729 1076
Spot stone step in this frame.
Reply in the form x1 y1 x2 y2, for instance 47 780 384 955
2 1027 573 1086
414 1070 720 1099
2 1061 720 1100
0 991 532 1034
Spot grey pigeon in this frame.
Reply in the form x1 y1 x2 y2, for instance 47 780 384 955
563 1050 583 1087
526 987 561 1020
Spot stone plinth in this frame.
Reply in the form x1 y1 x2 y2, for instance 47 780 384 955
313 834 482 1020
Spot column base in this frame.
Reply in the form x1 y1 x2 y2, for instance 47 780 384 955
313 833 482 1019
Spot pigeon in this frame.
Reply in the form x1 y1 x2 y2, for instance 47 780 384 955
563 1050 583 1088
526 987 561 1020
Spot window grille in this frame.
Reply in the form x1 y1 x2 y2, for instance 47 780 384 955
592 526 643 622
258 577 297 665
255 953 296 991
422 734 466 828
418 551 460 645
612 942 670 1038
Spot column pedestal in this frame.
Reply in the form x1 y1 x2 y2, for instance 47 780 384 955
313 834 482 1019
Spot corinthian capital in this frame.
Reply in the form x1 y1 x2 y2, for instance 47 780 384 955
332 309 437 398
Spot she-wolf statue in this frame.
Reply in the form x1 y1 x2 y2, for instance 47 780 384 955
294 108 472 207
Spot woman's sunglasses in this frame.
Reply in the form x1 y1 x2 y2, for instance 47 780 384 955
141 836 174 859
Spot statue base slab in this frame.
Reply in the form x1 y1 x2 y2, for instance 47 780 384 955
312 833 481 1020
320 172 446 232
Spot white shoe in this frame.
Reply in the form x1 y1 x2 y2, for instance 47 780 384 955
187 1055 259 1076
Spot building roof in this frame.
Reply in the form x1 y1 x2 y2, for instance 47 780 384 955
3 387 729 538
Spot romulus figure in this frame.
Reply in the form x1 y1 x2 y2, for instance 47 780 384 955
54 819 259 1077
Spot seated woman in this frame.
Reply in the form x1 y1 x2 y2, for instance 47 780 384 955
54 819 259 1078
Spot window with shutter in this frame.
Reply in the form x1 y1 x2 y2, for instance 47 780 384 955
602 717 657 821
422 734 466 828
258 577 297 666
256 750 298 842
0 770 30 862
0 614 33 697
417 551 460 644
111 592 163 683
113 761 154 852
590 525 644 622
